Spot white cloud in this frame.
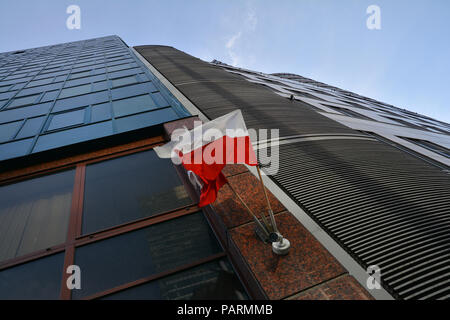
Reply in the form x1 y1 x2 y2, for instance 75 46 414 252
228 50 241 67
226 31 242 49
224 6 257 67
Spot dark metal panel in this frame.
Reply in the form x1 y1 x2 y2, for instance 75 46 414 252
134 45 355 138
265 139 450 300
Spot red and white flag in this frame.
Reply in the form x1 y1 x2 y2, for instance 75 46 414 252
155 110 257 207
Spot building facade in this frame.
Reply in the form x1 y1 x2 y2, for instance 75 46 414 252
0 35 448 300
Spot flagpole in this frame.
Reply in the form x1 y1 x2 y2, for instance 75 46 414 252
256 165 278 233
255 165 290 255
226 182 272 236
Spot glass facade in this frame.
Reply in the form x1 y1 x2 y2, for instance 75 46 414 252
0 145 247 300
0 36 248 300
0 35 190 161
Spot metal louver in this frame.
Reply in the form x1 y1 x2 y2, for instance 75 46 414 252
261 139 450 300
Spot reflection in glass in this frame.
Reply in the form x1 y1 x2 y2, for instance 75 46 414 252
0 120 21 143
33 121 113 153
0 102 52 124
91 102 111 122
0 138 33 161
58 83 91 99
102 258 248 300
82 149 192 234
74 212 222 299
0 170 75 262
7 94 39 108
16 116 45 139
0 252 65 300
48 109 85 131
111 75 138 88
112 94 156 117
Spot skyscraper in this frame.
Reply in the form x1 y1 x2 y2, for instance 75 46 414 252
0 36 448 300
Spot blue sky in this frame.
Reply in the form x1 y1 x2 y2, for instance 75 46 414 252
1 0 449 123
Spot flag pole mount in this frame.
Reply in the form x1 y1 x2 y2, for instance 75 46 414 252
272 233 291 255
256 165 290 255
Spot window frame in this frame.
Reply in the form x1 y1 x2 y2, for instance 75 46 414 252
0 135 252 300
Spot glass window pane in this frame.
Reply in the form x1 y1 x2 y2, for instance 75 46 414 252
16 116 45 139
33 120 113 153
151 92 169 108
73 212 222 299
102 258 248 300
108 68 141 79
92 81 108 92
41 90 59 102
91 102 111 123
72 66 93 74
82 149 192 234
58 84 91 99
107 58 134 67
91 74 107 82
111 75 138 88
0 252 65 299
54 75 67 83
36 71 67 80
70 70 91 79
112 94 157 117
0 120 22 143
48 109 85 131
107 63 134 73
7 94 39 108
0 170 75 262
111 82 157 100
115 108 178 133
64 77 91 88
4 74 25 80
10 82 27 91
17 83 62 97
0 91 17 101
53 91 109 113
0 85 12 93
137 73 149 82
92 67 106 75
0 102 51 124
0 138 33 161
